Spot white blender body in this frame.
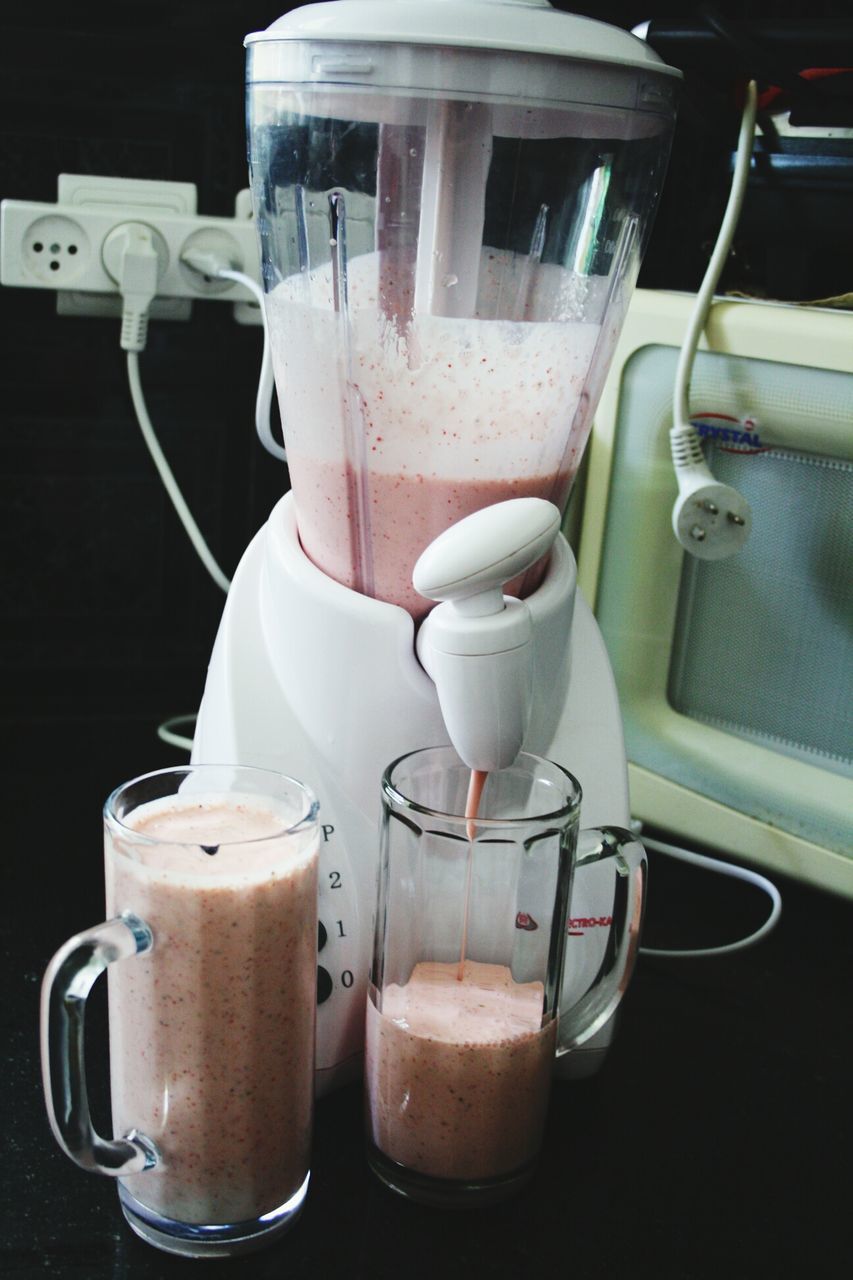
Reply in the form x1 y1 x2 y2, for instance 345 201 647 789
193 0 678 1093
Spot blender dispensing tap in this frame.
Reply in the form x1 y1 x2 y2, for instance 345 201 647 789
413 498 562 773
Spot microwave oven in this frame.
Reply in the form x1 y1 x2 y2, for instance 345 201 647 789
577 290 852 899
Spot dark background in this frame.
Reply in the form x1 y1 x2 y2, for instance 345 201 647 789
1 3 851 1278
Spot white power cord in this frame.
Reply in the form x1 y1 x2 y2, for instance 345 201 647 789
180 249 284 463
219 267 283 463
156 714 196 753
670 79 758 560
126 352 231 595
116 240 281 755
634 823 782 958
115 225 231 595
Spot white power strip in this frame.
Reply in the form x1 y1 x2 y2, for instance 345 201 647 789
0 174 262 325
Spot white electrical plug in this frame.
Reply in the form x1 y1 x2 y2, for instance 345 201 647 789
102 222 162 351
670 424 751 560
180 245 238 281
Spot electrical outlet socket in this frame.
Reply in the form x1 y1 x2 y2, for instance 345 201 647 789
1 175 261 322
18 213 91 285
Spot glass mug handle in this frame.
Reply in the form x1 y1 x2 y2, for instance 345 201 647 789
557 826 647 1057
40 912 159 1175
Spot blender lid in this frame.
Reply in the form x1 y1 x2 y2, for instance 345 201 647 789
245 0 681 79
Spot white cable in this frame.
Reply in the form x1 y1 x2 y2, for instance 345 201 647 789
637 830 782 959
673 79 758 428
215 267 285 463
115 234 230 755
126 351 231 595
180 249 285 464
114 231 231 596
147 255 280 757
156 714 196 753
670 80 758 560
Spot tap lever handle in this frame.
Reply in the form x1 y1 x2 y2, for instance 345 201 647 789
413 498 561 615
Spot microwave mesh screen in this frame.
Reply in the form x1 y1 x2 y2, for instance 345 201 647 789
668 445 852 777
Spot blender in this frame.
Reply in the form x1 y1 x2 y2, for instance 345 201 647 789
192 0 679 1093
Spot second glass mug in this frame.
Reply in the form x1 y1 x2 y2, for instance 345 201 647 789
365 747 645 1207
40 764 320 1258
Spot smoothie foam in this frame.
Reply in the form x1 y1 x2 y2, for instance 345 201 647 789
366 959 555 1182
106 795 318 1225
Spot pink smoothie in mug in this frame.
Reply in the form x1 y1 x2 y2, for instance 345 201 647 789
106 795 319 1225
365 959 556 1183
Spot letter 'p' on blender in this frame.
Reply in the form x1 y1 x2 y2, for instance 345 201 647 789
192 0 680 1093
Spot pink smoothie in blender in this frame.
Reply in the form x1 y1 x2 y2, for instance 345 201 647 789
266 253 600 617
257 86 650 619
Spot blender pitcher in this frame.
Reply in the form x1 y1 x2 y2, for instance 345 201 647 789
245 0 678 618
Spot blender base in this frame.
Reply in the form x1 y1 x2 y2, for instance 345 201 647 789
193 493 639 1092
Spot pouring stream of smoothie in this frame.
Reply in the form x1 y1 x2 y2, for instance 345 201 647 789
458 768 488 981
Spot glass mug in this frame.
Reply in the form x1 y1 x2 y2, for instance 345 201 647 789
40 764 320 1258
365 748 645 1207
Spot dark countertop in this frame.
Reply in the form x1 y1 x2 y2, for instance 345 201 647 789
3 723 850 1280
